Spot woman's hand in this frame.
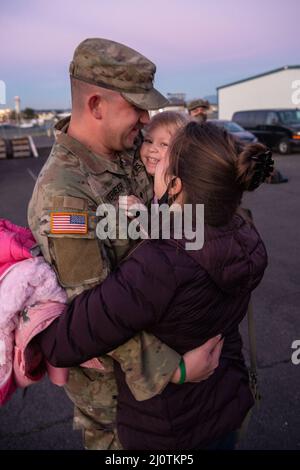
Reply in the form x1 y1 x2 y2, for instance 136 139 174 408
171 335 224 384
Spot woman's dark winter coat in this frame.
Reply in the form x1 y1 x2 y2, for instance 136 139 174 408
38 214 268 449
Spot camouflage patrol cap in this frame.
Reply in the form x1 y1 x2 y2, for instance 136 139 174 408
69 38 169 111
187 98 210 112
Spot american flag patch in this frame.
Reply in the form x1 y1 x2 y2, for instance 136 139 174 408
50 212 88 234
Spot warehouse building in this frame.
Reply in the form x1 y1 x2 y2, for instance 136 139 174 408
218 65 300 120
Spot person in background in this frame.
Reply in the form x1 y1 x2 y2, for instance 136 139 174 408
187 98 210 123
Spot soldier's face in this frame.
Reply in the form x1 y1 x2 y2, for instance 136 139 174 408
140 125 172 176
191 107 207 117
103 94 150 151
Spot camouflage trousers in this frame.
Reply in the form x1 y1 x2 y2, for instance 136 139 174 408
65 363 123 450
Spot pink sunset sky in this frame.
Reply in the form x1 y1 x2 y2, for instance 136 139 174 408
0 0 299 108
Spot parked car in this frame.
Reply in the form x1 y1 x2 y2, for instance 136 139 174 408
209 119 258 143
232 109 300 155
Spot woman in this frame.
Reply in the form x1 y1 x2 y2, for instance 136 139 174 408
37 122 272 450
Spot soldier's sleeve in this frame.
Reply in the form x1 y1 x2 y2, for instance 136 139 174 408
108 332 181 401
28 188 109 299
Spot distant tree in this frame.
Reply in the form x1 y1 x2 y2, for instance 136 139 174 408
9 110 17 120
22 107 37 119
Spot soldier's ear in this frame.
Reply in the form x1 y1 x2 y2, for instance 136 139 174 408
88 94 102 119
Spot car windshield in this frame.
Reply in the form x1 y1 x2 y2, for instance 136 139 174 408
223 122 244 133
279 110 300 125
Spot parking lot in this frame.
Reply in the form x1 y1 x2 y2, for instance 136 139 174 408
0 151 299 450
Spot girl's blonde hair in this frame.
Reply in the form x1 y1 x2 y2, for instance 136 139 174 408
144 111 190 136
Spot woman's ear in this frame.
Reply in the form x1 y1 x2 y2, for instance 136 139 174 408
88 94 102 119
168 177 182 197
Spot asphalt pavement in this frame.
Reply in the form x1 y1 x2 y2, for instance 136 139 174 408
0 151 299 450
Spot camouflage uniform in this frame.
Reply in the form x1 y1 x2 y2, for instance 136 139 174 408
28 117 181 449
28 38 180 450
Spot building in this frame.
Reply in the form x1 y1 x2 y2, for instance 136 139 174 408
0 108 11 122
150 93 187 117
217 65 300 120
36 110 56 124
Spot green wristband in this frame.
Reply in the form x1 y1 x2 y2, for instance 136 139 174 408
178 357 186 384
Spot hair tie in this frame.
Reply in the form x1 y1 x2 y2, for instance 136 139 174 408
249 149 274 190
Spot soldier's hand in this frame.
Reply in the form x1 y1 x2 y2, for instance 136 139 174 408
171 335 224 384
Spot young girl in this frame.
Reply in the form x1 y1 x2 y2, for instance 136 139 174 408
37 121 272 450
140 111 189 176
119 111 189 217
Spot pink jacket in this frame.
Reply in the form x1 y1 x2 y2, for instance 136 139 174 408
0 219 68 406
0 219 35 278
14 300 68 387
0 219 104 406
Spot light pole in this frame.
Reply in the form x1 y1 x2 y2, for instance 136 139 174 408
14 95 21 126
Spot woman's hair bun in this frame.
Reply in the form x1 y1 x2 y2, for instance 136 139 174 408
235 142 274 191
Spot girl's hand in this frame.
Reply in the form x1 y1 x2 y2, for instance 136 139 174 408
119 195 147 218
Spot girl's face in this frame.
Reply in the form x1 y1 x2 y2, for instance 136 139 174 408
140 125 172 176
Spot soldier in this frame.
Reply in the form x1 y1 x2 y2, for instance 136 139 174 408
28 38 221 450
187 98 210 123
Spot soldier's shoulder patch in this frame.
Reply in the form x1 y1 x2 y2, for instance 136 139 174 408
50 211 88 234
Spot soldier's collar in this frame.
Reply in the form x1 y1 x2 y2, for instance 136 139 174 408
54 116 133 175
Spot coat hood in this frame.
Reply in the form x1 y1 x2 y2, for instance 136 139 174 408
0 219 36 278
176 214 267 295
